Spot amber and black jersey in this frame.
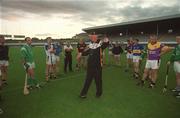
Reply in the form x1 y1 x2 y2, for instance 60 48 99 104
82 41 109 68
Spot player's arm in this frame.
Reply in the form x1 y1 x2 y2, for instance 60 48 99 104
81 46 90 56
20 48 29 70
160 45 174 56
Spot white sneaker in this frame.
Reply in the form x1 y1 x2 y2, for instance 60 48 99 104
176 92 180 98
0 108 3 114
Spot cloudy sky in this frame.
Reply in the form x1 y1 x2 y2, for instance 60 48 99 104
0 0 180 38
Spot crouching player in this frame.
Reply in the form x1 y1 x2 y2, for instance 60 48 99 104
79 34 109 98
132 39 143 79
169 36 180 98
21 37 40 90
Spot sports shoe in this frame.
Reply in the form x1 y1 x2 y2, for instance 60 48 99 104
176 92 180 98
0 95 2 101
96 94 102 98
148 84 155 89
171 88 177 92
171 88 180 92
36 84 41 89
27 86 33 90
124 69 128 72
79 95 87 99
2 80 7 85
0 108 3 114
136 80 144 86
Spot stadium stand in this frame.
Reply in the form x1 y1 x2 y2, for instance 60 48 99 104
83 14 180 44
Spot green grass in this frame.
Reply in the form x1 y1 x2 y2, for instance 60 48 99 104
0 47 180 118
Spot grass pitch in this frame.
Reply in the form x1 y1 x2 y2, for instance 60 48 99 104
0 47 180 118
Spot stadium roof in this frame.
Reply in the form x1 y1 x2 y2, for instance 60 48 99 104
83 14 180 32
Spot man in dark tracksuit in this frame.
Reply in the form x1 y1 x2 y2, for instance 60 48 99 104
64 43 73 73
79 35 109 98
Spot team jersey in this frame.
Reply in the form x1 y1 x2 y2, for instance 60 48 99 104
125 44 133 53
21 44 34 63
44 43 56 57
77 43 86 53
132 44 143 56
170 44 180 62
112 45 123 55
0 45 9 60
54 44 62 56
82 41 109 68
147 42 163 60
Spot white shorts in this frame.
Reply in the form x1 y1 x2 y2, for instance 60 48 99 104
133 56 140 63
0 60 9 67
46 56 56 65
55 56 60 62
126 53 133 59
174 61 180 73
145 60 161 69
24 62 35 69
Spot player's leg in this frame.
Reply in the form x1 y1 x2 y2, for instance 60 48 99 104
55 56 60 73
45 56 51 82
94 69 102 97
64 57 68 73
115 55 119 65
45 64 50 82
149 69 158 88
0 108 3 114
103 51 106 65
81 56 86 69
0 70 2 97
80 69 94 98
28 63 40 88
0 68 2 88
137 60 150 86
172 62 180 92
69 56 72 72
1 62 8 85
118 55 121 66
148 60 160 88
52 57 57 78
175 73 180 98
114 55 117 65
76 54 80 71
175 73 180 90
134 62 140 79
125 54 132 72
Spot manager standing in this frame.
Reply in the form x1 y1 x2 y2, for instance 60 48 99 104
64 42 73 73
79 34 109 98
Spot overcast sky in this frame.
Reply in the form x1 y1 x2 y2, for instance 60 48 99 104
0 0 180 38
